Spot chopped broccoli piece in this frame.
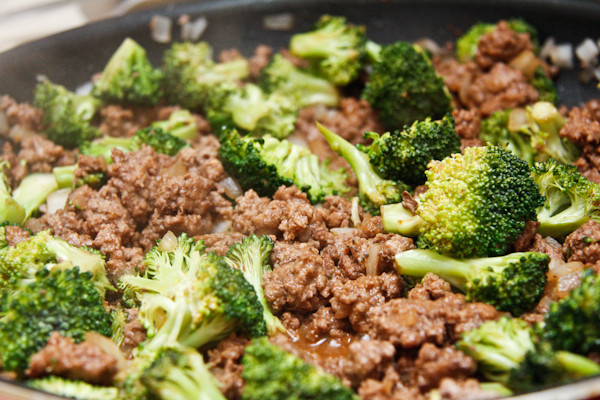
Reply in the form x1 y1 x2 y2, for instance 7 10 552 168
480 109 536 166
151 109 198 141
34 78 101 148
111 305 127 348
416 145 544 258
53 163 107 190
0 267 112 374
12 172 58 221
357 114 461 185
92 38 163 106
532 159 600 239
532 66 558 105
224 234 284 335
380 202 423 237
206 83 297 139
289 15 366 86
0 162 25 225
362 41 453 130
259 53 340 108
218 128 348 203
242 337 359 400
163 41 249 110
538 268 600 355
29 376 119 400
395 249 549 315
317 122 409 214
119 232 266 352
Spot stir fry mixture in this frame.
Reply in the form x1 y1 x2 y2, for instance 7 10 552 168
2 14 600 400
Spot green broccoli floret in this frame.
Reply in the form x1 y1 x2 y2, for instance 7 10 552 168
480 109 535 166
538 269 600 355
259 53 340 108
242 337 359 400
29 376 119 400
119 232 266 352
163 41 249 110
317 122 409 214
532 159 600 240
0 267 112 374
357 114 461 186
0 162 25 225
457 317 600 393
289 15 366 86
34 78 101 148
395 249 549 315
456 19 539 63
206 83 297 139
362 41 453 130
224 234 284 335
151 109 198 141
416 145 543 258
218 128 348 203
92 38 163 106
532 66 558 105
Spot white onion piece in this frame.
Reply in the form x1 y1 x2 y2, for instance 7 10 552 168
548 260 584 278
594 66 600 81
162 160 188 177
158 231 178 252
287 133 309 148
556 271 583 298
330 227 359 235
46 188 71 214
539 37 556 60
0 111 7 135
263 13 294 31
181 16 207 41
220 177 243 199
507 108 530 132
351 197 361 227
151 15 172 44
213 219 232 233
509 50 539 80
366 243 382 276
575 38 599 65
84 332 128 373
75 80 93 96
414 38 441 56
549 43 574 69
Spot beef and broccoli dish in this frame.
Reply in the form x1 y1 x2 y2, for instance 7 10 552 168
2 13 600 400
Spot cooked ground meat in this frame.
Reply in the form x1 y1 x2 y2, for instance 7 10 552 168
513 220 541 252
4 225 31 246
197 232 246 255
560 102 600 183
527 234 566 262
17 135 76 173
452 108 481 139
0 95 42 133
208 333 249 400
248 45 273 78
475 21 533 70
438 378 501 400
564 220 600 265
120 308 146 357
26 332 118 385
410 343 476 391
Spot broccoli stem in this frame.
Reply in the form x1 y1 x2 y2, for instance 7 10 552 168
555 351 600 377
380 202 423 236
394 249 472 289
12 173 58 222
53 164 77 189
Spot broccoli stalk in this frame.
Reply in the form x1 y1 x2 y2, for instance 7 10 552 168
0 162 25 225
395 249 549 316
357 114 461 186
218 128 348 203
29 376 119 400
34 78 101 148
380 202 422 237
532 159 600 240
119 232 266 352
224 234 284 335
11 172 59 222
242 337 359 400
289 15 366 86
259 53 340 108
317 122 409 214
53 164 106 190
92 37 163 106
151 109 198 141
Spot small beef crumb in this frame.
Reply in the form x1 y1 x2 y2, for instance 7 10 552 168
410 343 476 391
452 109 481 140
248 45 273 78
4 225 31 246
26 332 118 385
208 333 249 400
0 95 42 133
513 220 541 252
564 220 600 266
475 21 533 70
196 232 246 256
120 308 146 357
438 378 502 400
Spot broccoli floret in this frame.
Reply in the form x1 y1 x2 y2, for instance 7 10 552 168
81 126 188 161
0 162 25 225
29 376 119 400
119 232 266 352
0 267 112 374
92 38 163 106
416 145 544 258
218 129 348 203
242 337 359 400
34 78 101 148
532 159 600 240
151 109 198 141
362 41 453 130
224 234 284 335
538 269 600 355
289 15 366 86
480 109 536 166
163 41 249 110
259 53 340 108
395 249 549 315
458 317 600 392
12 172 59 222
206 83 297 139
317 122 409 214
357 114 461 186
456 19 539 63
532 66 558 105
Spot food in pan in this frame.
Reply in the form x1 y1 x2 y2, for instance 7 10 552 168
1 13 600 400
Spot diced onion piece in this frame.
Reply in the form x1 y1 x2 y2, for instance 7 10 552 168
593 66 600 81
509 50 539 80
351 197 361 227
549 43 574 69
556 271 583 299
46 188 71 214
181 16 208 41
220 177 243 199
414 37 441 56
0 111 7 135
507 108 530 132
75 81 93 96
330 228 359 235
162 160 188 177
213 219 232 233
85 332 128 373
548 260 584 278
158 231 178 252
366 243 382 276
539 37 556 60
263 13 294 31
575 38 599 65
151 15 172 44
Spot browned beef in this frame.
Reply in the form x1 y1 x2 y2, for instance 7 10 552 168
26 332 118 385
303 306 352 342
452 108 481 140
564 220 600 265
0 95 42 133
513 220 541 252
358 379 425 400
527 234 566 262
475 21 533 70
120 308 146 357
438 378 502 400
17 135 76 174
4 225 31 246
410 343 476 391
98 105 177 137
197 232 246 255
560 103 600 183
248 45 273 78
208 333 249 400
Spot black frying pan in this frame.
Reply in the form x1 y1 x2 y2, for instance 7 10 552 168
1 0 600 399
